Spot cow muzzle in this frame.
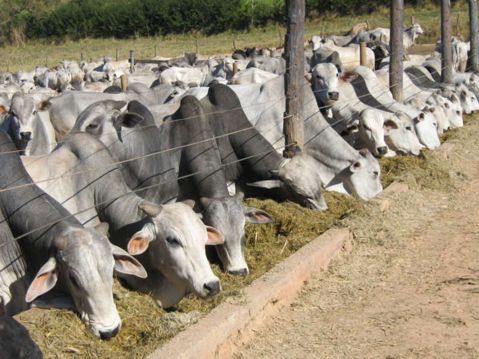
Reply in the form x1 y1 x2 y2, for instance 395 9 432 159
228 268 249 276
377 146 388 156
99 325 120 340
203 279 221 297
328 91 339 101
20 131 32 141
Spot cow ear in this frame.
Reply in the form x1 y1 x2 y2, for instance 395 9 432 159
415 113 425 123
0 105 6 114
383 119 399 134
111 244 148 278
127 224 156 255
26 257 58 303
205 226 225 245
350 160 362 173
114 112 144 129
37 100 51 111
245 207 274 224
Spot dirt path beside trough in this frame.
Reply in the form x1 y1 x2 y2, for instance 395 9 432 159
236 122 479 358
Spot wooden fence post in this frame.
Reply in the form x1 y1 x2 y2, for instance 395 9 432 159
441 0 453 84
390 0 404 102
154 45 157 57
359 41 367 66
120 74 128 92
116 48 119 61
80 52 84 62
129 50 135 73
469 0 479 72
283 0 305 158
195 40 199 55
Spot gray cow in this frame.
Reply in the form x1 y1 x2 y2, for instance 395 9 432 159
0 132 146 339
23 132 224 307
0 92 56 155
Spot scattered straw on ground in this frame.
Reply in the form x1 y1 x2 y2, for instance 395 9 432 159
16 114 479 358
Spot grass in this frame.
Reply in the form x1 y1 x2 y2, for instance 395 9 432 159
0 1 471 72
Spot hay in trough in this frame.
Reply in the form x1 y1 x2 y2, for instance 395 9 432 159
15 192 360 359
16 115 473 358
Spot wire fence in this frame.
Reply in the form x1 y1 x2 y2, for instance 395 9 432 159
0 29 474 248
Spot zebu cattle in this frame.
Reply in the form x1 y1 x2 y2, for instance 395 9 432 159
246 56 286 75
41 85 179 138
0 132 146 338
230 76 383 199
69 99 275 276
0 92 56 155
369 22 424 49
0 318 42 358
160 67 213 87
22 132 223 307
310 63 340 108
314 40 375 72
230 67 278 85
331 77 422 156
405 65 478 114
349 66 440 149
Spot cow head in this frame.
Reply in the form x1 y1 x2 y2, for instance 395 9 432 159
357 109 389 157
5 93 41 153
311 63 340 108
71 100 129 148
26 223 146 339
277 154 328 210
126 202 224 308
343 149 383 200
384 113 422 156
200 192 273 276
413 111 440 150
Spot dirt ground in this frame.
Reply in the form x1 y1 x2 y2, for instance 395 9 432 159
236 125 479 358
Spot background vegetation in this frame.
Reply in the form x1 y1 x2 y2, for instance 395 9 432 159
0 0 457 46
0 0 470 72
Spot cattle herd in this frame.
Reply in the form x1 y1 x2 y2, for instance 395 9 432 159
0 19 478 350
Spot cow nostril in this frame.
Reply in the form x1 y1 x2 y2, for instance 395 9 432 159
99 326 119 340
228 268 249 276
328 91 339 100
203 280 221 296
377 146 388 155
20 132 31 141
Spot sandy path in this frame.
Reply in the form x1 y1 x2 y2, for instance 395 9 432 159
237 134 479 358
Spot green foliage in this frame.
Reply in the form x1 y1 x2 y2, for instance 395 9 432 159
0 0 458 45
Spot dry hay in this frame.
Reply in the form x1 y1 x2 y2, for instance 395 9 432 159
15 116 479 358
15 192 361 359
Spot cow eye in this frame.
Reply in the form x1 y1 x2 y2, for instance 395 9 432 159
373 171 379 177
166 236 180 246
405 126 412 131
86 123 99 131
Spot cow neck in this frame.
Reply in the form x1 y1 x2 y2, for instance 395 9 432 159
0 213 29 315
171 102 229 199
202 91 284 181
0 133 81 273
116 120 180 204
